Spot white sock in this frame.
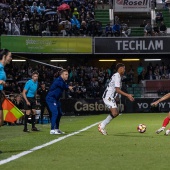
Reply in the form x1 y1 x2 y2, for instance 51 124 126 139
101 115 113 128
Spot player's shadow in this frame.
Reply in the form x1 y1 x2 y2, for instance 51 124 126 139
114 132 152 138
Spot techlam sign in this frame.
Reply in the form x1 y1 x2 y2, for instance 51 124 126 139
114 0 150 12
94 37 170 54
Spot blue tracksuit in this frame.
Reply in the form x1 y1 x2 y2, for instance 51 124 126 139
46 76 69 130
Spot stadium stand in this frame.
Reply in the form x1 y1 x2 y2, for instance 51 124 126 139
94 9 109 29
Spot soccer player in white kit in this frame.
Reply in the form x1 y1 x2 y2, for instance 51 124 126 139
98 63 134 135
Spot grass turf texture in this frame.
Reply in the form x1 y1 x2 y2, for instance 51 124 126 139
0 113 169 170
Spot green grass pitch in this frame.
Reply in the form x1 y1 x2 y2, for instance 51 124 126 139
0 113 169 170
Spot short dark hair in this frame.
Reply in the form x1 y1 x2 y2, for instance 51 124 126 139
59 69 68 75
40 81 45 85
32 71 39 76
116 63 125 71
0 49 10 60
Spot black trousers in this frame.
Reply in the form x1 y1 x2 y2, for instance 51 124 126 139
40 102 52 121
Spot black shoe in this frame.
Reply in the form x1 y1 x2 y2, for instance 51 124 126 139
0 150 2 154
23 129 30 132
31 127 40 131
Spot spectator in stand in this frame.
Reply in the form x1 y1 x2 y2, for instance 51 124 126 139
153 23 160 36
147 62 154 74
137 63 144 83
96 22 103 36
18 6 26 18
121 21 131 37
145 70 156 80
0 18 5 35
4 18 11 35
159 21 167 36
164 0 170 8
67 82 75 98
144 21 153 36
114 16 119 24
11 18 20 35
38 3 46 15
23 13 29 22
12 7 19 18
87 20 96 36
126 65 135 83
59 20 72 36
48 21 57 36
31 2 38 14
154 67 161 80
73 8 79 19
155 10 163 24
17 1 26 12
105 23 113 37
71 15 80 36
89 77 100 98
94 0 98 9
79 8 86 22
75 83 82 98
0 0 96 37
80 21 87 36
112 22 121 37
33 21 41 36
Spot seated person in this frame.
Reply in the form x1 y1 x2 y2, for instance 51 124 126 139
59 20 72 36
112 23 121 36
79 21 87 36
153 23 160 36
144 22 153 36
105 23 113 37
159 21 167 35
96 22 103 36
121 22 131 37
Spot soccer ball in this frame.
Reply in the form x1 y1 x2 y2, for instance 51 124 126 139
137 124 146 133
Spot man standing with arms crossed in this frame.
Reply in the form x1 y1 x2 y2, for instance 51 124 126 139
46 69 73 135
98 63 134 135
22 71 39 132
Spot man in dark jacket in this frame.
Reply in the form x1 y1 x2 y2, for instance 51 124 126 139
46 69 73 135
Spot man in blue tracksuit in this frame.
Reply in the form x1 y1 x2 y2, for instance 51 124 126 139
46 69 73 135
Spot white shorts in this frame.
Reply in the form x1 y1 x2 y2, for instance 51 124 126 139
103 98 117 109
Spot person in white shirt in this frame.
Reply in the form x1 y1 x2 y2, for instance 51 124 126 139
98 63 134 135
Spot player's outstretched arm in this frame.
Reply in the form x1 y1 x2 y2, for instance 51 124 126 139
151 93 170 106
115 87 134 102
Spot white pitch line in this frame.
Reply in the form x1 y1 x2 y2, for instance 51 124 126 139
0 121 100 165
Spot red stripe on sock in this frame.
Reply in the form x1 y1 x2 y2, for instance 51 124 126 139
162 117 170 127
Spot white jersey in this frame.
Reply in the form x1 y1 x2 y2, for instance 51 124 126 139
102 72 122 99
